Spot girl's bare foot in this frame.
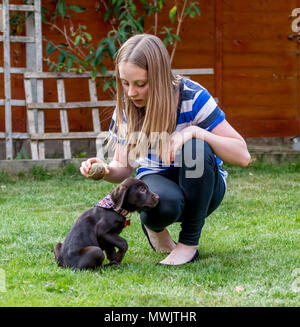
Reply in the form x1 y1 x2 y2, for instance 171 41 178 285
159 243 199 266
143 225 176 253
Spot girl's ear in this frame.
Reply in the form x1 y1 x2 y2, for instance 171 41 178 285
110 185 128 210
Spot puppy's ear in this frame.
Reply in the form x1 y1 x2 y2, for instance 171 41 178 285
110 185 128 210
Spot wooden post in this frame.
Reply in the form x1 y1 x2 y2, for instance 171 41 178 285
24 78 38 160
36 79 45 159
0 9 3 32
89 79 104 159
3 0 12 159
215 0 223 107
26 0 37 158
57 79 72 159
34 0 42 73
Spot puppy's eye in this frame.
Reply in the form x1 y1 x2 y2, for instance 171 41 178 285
140 187 147 193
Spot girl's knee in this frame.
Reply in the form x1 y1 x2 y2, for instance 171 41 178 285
140 193 184 230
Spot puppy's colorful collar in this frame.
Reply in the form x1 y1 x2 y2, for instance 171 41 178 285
95 194 130 227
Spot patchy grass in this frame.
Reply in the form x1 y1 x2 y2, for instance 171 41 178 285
0 162 299 306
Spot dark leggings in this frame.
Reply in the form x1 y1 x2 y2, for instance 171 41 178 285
140 139 226 246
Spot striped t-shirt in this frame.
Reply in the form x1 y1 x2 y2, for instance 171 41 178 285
109 77 228 183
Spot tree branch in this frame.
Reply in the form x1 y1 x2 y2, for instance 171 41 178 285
170 0 187 64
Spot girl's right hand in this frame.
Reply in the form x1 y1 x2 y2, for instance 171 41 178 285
80 157 110 178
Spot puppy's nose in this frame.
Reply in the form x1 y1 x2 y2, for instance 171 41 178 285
153 193 159 201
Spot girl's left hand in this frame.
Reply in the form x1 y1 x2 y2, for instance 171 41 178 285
160 133 180 166
160 128 193 165
162 126 204 165
169 132 186 163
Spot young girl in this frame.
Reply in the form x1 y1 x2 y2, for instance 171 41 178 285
80 34 251 266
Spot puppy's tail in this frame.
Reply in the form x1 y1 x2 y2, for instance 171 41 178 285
54 242 63 267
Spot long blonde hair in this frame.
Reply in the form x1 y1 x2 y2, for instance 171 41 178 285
112 34 180 157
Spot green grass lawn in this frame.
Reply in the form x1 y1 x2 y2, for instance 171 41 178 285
0 162 299 307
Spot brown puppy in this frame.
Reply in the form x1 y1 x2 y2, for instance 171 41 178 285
54 178 159 270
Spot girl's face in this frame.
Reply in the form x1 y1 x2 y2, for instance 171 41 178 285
119 62 149 108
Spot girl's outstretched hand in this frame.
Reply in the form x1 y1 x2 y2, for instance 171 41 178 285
80 157 110 178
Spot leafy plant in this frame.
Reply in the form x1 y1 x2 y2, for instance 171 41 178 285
63 162 81 176
15 149 30 160
7 0 32 35
9 10 27 35
31 165 51 180
72 147 87 158
43 0 200 93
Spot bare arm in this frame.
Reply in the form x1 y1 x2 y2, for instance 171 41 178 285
104 143 134 183
169 119 251 167
203 120 251 166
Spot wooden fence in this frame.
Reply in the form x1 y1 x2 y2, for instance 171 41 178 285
23 69 214 160
1 0 300 160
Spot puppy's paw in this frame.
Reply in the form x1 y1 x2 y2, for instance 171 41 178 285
105 260 120 267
